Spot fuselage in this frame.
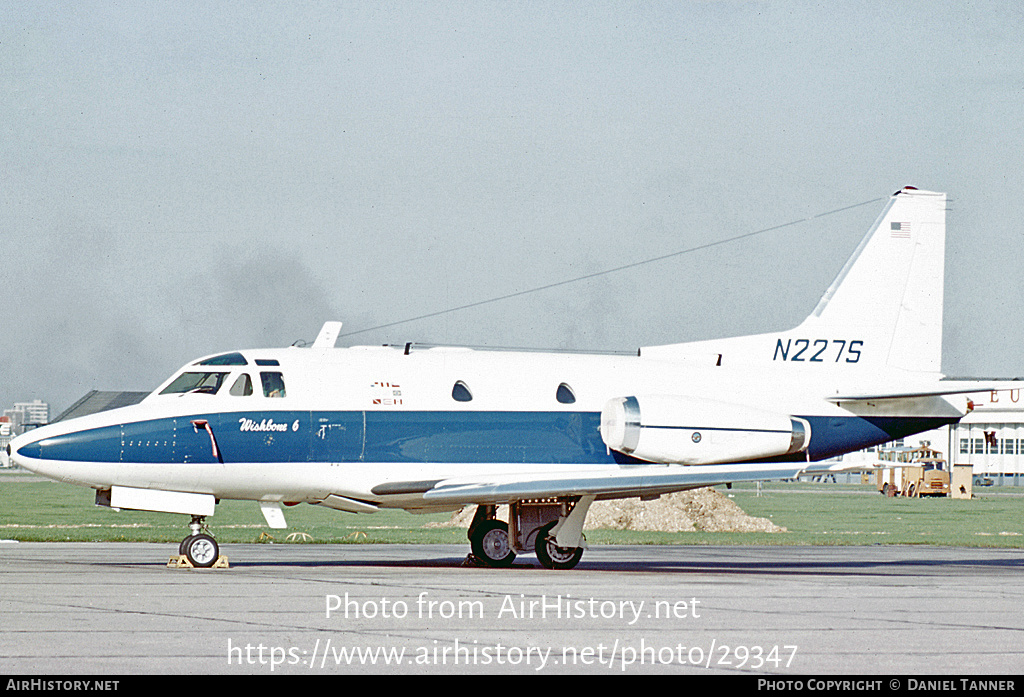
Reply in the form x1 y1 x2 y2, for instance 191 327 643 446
10 343 963 510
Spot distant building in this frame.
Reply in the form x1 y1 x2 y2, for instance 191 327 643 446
3 399 49 436
13 399 48 426
0 416 11 467
2 400 50 468
948 390 1024 482
2 408 24 436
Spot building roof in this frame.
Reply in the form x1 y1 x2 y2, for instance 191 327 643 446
52 391 149 423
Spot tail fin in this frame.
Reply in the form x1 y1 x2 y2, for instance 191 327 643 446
643 187 948 374
800 187 947 372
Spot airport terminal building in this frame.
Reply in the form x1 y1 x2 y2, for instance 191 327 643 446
947 390 1024 483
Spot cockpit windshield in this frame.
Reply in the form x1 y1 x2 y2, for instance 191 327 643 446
159 372 229 395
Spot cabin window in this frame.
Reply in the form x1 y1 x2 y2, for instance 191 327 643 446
452 381 473 402
229 374 253 397
261 372 287 398
159 372 228 395
556 383 576 404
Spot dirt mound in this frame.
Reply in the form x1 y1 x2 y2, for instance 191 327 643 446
426 487 784 533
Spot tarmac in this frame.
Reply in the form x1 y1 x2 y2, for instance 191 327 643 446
2 542 1023 675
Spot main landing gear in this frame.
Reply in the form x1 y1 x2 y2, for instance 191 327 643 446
178 515 220 568
468 507 516 567
466 497 593 570
535 521 585 571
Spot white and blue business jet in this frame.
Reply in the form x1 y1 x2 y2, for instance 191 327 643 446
10 188 1018 569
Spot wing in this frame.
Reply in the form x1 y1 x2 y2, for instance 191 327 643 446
373 461 808 507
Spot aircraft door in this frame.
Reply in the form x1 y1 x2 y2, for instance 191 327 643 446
173 417 222 465
211 411 313 463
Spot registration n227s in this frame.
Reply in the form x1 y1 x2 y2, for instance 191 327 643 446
10 188 1017 569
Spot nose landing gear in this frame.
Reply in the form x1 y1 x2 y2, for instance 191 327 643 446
174 515 225 569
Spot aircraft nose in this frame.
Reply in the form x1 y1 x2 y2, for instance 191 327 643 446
9 422 122 481
9 429 52 474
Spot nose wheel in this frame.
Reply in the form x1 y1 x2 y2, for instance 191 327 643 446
179 516 220 568
181 533 219 568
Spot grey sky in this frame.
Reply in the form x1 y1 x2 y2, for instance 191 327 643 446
3 1 1024 414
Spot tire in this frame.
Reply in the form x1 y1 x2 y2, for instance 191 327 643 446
470 520 516 567
535 522 584 570
184 533 219 568
179 535 194 555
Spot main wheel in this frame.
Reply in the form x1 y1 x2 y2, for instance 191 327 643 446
535 522 584 570
183 533 219 568
470 520 516 567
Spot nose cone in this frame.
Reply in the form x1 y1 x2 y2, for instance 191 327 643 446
9 422 122 483
9 431 51 481
9 429 43 469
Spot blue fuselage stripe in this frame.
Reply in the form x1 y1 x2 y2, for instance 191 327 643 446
18 411 960 466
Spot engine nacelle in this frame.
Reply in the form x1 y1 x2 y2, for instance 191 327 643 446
600 395 810 465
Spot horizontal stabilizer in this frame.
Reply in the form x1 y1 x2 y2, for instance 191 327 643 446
831 380 1024 402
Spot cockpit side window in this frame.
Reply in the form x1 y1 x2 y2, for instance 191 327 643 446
229 374 253 396
159 372 229 395
260 372 287 398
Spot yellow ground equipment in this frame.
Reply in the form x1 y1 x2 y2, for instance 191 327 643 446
875 445 950 498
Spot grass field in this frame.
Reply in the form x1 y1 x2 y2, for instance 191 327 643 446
3 474 1024 547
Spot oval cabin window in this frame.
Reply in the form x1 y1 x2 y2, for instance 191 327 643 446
556 383 576 404
452 381 473 402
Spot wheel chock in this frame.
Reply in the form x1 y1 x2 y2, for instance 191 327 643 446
167 554 230 569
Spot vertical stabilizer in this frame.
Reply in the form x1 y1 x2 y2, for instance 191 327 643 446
802 187 946 373
642 187 948 374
